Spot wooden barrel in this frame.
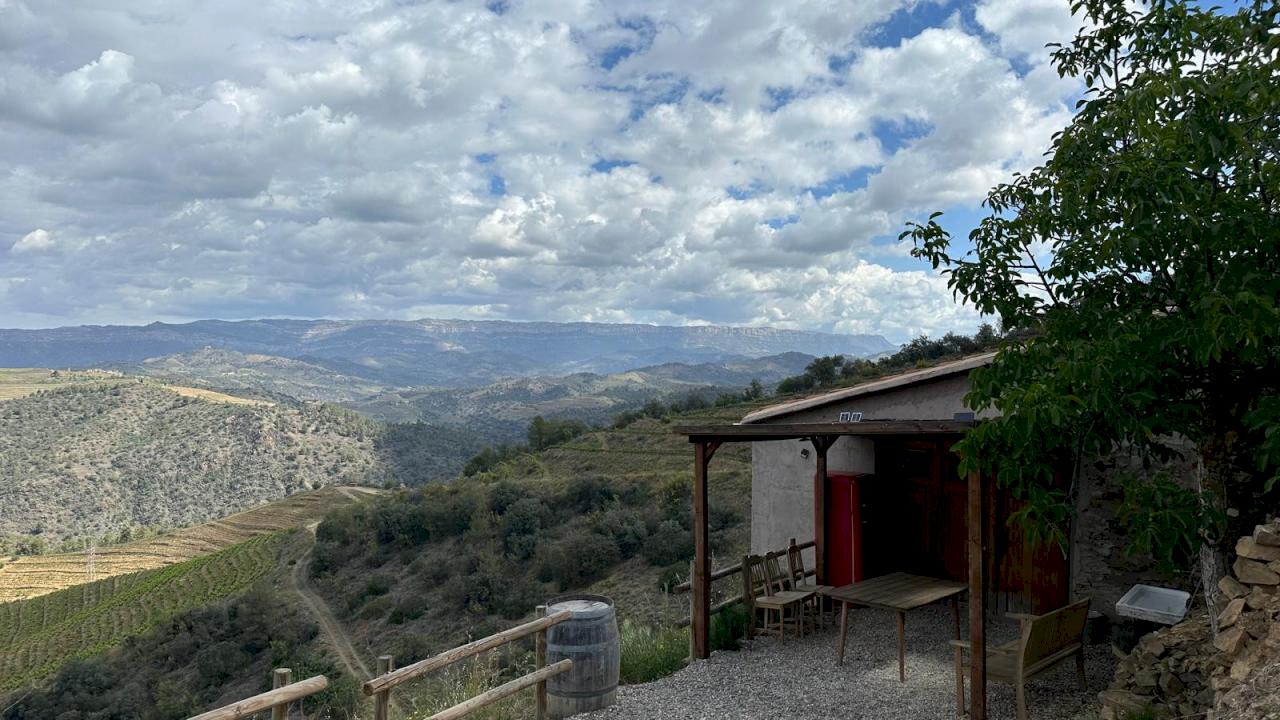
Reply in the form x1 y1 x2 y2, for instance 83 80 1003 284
545 593 619 719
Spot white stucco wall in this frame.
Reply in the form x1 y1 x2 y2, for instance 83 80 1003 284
750 374 974 555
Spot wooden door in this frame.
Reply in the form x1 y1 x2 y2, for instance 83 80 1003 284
825 474 856 587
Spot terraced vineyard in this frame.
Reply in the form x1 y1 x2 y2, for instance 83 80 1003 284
0 533 293 693
0 486 380 602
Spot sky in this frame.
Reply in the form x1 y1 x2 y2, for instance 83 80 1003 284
0 0 1090 342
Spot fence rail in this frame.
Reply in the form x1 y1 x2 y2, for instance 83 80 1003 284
187 670 327 720
362 607 574 720
672 539 814 593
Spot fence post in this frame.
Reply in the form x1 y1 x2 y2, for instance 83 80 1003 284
375 655 394 720
271 668 292 720
535 604 548 720
687 560 696 661
741 555 755 644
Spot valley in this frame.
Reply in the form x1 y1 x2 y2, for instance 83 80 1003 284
0 316 895 718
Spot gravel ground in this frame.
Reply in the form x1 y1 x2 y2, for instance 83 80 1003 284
585 604 1116 720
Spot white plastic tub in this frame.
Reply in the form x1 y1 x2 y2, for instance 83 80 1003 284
1116 584 1191 625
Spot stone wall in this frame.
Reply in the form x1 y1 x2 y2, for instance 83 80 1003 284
1100 517 1280 719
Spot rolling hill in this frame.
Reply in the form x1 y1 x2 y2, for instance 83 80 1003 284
0 380 394 544
347 352 812 427
0 317 894 387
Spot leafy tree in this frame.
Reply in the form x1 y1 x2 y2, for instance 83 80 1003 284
526 416 588 451
903 1 1280 608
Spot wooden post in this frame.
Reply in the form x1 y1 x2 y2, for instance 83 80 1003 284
687 560 697 660
535 605 548 720
967 469 986 720
741 554 755 643
375 655 394 720
810 437 831 584
691 440 717 660
271 668 292 720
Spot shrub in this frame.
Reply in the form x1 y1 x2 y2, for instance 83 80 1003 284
641 520 693 567
710 605 749 652
618 622 687 684
538 529 621 590
501 498 551 559
489 480 522 514
389 596 429 624
592 508 647 558
358 596 394 620
565 476 616 515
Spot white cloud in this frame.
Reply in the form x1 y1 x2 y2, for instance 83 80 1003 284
11 228 55 253
0 0 1084 341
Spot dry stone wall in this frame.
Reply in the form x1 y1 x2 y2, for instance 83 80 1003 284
1100 517 1280 720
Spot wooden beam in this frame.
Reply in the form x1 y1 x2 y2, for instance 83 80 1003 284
811 437 831 585
363 610 572 695
675 419 975 443
426 660 572 720
691 440 713 659
188 676 329 720
968 468 987 720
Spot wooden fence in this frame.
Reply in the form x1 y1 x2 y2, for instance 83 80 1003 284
361 606 573 720
188 609 573 720
188 669 328 720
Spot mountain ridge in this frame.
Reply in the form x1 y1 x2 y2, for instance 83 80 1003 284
0 318 895 386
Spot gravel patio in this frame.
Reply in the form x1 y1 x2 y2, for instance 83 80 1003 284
586 604 1116 720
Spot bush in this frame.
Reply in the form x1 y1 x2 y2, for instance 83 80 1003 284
641 520 693 567
538 529 621 590
710 605 749 652
489 480 522 514
565 475 616 515
389 596 429 624
592 508 647 558
501 498 551 559
618 622 687 684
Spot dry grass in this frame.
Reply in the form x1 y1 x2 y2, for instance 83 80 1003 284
0 367 126 401
0 486 381 603
161 384 274 406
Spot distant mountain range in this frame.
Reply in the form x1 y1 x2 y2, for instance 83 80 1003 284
0 318 895 387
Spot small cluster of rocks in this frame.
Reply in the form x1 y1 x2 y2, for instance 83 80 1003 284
1101 518 1280 720
1100 611 1216 719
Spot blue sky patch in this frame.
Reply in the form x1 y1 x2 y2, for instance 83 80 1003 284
807 166 876 200
866 1 960 47
764 214 800 230
726 181 769 200
872 117 933 155
591 158 636 173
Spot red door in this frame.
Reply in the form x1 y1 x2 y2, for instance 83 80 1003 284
825 473 868 586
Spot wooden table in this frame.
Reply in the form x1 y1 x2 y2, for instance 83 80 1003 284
823 573 967 682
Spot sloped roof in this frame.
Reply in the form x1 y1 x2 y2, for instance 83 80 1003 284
741 351 996 424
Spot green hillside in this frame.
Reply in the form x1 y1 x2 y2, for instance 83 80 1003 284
0 532 294 694
120 347 394 403
305 401 761 667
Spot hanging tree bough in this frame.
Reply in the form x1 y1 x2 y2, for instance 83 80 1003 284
902 0 1280 618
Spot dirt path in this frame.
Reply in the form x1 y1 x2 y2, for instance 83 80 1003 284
288 526 374 681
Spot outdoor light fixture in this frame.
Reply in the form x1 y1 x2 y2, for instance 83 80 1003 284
800 447 810 459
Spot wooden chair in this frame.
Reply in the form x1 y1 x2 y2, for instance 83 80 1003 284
745 553 814 638
950 598 1090 720
786 539 832 628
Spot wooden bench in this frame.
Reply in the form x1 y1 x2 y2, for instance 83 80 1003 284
950 598 1090 720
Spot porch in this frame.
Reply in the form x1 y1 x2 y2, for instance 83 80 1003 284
674 420 1075 720
583 605 1115 720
